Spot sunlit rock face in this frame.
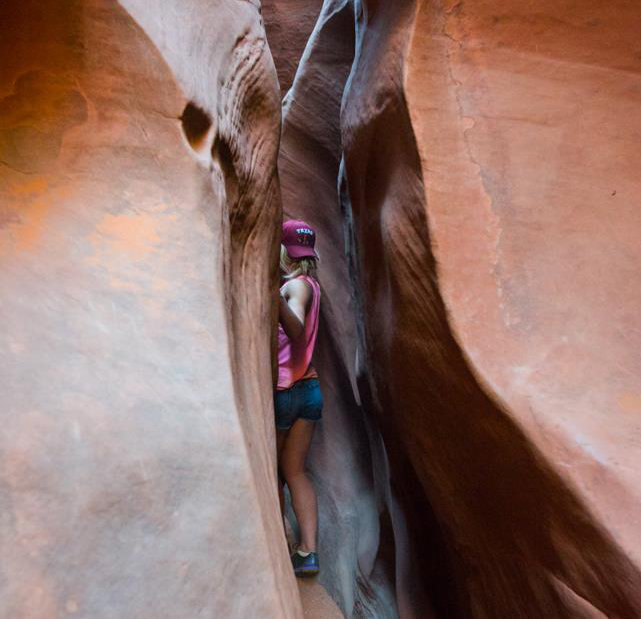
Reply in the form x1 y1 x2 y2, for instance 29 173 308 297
270 0 641 617
0 1 299 617
394 1 641 616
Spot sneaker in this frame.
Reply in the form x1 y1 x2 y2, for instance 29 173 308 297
291 549 319 577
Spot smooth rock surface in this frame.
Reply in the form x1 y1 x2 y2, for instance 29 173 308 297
407 0 641 568
299 580 345 619
0 1 299 617
262 0 324 95
340 0 641 617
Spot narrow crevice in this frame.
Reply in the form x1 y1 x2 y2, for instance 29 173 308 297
212 133 240 209
180 101 212 150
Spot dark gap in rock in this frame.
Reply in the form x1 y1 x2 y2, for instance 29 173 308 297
181 102 211 149
371 507 397 598
354 333 465 619
212 134 239 209
390 450 467 619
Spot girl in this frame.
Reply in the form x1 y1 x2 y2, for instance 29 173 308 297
275 219 323 577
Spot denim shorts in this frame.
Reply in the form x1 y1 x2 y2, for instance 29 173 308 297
274 378 323 431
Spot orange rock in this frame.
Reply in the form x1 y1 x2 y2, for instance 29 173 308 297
3 0 641 617
340 0 641 616
0 0 297 617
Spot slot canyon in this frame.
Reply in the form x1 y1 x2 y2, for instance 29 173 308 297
1 0 640 617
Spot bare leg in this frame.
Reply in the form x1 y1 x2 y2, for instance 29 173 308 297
276 430 287 516
280 419 317 552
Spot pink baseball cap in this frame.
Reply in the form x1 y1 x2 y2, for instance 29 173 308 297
282 219 319 259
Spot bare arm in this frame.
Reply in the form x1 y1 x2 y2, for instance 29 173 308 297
279 278 312 340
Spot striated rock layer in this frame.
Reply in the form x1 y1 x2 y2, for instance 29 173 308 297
0 1 299 617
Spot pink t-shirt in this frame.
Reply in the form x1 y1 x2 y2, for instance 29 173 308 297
277 275 321 390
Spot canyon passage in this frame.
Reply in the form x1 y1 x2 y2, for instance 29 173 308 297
1 1 641 618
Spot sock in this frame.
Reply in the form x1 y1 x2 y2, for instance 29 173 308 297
297 549 311 557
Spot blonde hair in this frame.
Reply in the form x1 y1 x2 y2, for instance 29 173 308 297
280 244 318 280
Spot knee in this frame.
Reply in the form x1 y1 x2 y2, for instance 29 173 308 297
282 462 306 487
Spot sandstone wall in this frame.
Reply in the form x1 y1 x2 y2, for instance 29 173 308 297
2 1 640 618
407 1 641 572
262 0 325 95
340 0 641 617
269 0 641 617
0 1 300 617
